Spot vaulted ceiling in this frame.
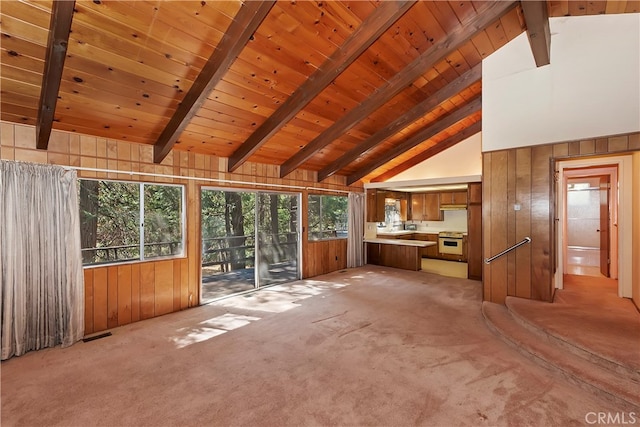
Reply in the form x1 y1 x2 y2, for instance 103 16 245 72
2 1 638 184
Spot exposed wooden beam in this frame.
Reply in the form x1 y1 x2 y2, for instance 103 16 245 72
278 0 517 179
227 0 416 173
36 0 75 150
347 96 482 185
370 121 482 183
317 63 482 182
153 1 275 164
521 0 551 67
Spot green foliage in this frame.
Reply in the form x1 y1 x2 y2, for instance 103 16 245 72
308 194 348 240
90 181 140 250
144 184 183 258
201 190 255 239
78 180 184 264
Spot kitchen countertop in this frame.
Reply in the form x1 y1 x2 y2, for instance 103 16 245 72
364 238 436 247
376 230 467 236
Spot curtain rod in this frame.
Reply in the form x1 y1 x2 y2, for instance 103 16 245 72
61 165 359 194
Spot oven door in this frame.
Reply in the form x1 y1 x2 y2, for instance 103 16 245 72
438 237 463 255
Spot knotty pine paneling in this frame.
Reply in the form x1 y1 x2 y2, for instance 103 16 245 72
482 131 639 305
1 121 359 335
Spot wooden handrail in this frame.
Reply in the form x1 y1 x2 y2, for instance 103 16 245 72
484 237 531 264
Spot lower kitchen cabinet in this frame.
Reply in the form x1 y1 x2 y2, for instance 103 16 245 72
414 233 439 258
367 243 381 265
366 242 422 271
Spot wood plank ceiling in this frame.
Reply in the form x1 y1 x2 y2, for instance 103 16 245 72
2 0 638 183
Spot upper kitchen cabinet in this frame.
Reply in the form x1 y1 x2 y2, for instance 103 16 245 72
410 193 442 221
366 190 384 222
366 190 408 223
386 192 409 222
468 182 482 204
367 190 384 222
439 191 468 206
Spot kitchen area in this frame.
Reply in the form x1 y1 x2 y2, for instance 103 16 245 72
363 181 482 280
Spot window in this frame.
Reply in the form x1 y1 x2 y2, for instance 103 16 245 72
78 179 185 265
308 194 348 241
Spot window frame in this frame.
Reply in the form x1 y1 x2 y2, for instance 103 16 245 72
307 193 348 242
78 178 186 267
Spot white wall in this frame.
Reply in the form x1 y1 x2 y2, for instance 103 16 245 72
385 131 482 182
483 14 640 151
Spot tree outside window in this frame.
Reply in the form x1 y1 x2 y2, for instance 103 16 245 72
78 179 184 265
308 195 348 241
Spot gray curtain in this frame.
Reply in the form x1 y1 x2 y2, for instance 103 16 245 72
347 192 364 268
1 161 84 360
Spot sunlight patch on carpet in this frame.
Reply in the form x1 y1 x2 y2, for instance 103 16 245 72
171 313 261 348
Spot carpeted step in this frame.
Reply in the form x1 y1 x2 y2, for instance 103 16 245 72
505 296 640 383
482 301 640 411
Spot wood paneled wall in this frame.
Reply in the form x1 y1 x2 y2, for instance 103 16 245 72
303 239 348 278
483 132 640 304
83 259 189 334
0 121 360 335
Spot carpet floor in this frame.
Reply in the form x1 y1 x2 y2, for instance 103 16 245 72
0 266 630 426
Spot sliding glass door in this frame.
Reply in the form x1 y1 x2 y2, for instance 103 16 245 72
256 193 300 287
200 188 300 302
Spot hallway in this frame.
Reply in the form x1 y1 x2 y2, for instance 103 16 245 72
566 247 604 277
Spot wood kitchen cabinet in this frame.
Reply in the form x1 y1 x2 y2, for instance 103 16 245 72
368 190 409 222
439 191 468 205
410 193 424 221
366 190 377 222
467 182 482 280
414 233 439 258
367 242 381 265
410 193 442 221
366 190 385 222
468 182 482 204
366 242 422 271
376 191 387 222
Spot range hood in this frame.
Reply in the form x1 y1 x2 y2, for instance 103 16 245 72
440 204 467 211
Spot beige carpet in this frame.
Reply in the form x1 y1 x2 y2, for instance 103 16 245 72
508 274 640 374
0 266 626 426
